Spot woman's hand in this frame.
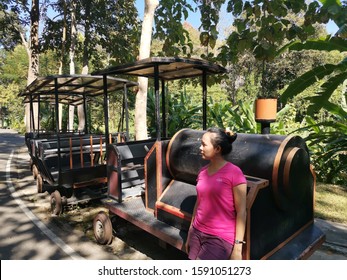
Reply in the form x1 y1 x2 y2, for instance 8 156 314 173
230 245 243 260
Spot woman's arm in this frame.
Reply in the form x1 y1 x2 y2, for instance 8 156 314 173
230 183 247 260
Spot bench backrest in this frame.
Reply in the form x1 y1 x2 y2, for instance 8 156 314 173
115 140 154 165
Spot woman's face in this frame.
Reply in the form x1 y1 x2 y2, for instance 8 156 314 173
200 132 219 160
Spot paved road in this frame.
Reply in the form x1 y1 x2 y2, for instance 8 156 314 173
0 129 118 260
0 129 67 259
0 128 346 261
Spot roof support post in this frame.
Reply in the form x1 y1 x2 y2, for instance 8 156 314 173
154 64 161 140
202 70 207 130
54 78 62 176
124 83 129 141
37 96 40 135
161 79 166 138
103 74 110 145
29 94 35 132
83 94 88 134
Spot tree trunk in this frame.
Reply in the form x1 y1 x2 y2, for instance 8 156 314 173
81 0 91 76
69 0 77 132
25 0 40 132
77 0 91 132
135 0 159 140
58 0 67 131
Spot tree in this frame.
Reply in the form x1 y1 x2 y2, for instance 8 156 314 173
135 0 159 140
25 0 40 132
280 0 347 113
39 0 140 132
0 45 28 85
1 0 40 131
280 37 347 113
0 82 23 130
217 1 318 98
154 0 194 56
68 0 77 131
0 0 26 50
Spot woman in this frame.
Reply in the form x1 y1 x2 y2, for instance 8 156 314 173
185 127 247 260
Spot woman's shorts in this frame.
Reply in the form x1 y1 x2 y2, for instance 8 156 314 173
187 226 233 260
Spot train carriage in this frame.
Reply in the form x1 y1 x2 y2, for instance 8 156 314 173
89 57 326 259
20 74 137 215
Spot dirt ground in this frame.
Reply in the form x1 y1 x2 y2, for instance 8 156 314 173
35 198 187 260
16 149 188 260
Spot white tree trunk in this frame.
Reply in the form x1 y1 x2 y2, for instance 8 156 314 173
77 0 91 132
135 0 159 140
69 1 78 132
21 32 32 132
58 0 67 131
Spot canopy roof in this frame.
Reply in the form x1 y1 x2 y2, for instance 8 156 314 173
19 74 138 106
92 57 226 138
92 57 226 80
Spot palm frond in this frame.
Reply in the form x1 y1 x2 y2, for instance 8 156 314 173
280 64 337 104
277 37 347 55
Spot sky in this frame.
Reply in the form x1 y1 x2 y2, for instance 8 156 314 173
135 0 339 36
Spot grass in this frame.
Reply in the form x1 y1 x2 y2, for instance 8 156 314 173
315 182 347 225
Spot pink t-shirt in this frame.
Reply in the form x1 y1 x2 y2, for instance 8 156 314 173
192 162 246 244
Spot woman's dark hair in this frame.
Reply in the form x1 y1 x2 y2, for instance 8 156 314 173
206 127 237 155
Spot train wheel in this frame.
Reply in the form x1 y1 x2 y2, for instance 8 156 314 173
32 164 38 179
50 190 63 216
93 211 113 245
61 196 68 207
37 174 43 193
